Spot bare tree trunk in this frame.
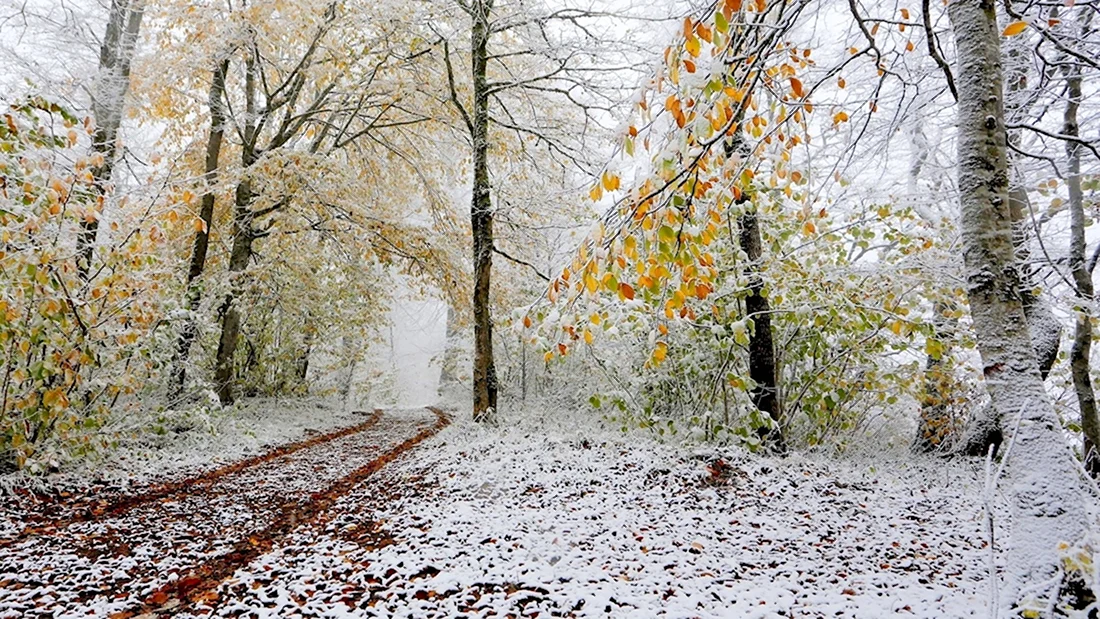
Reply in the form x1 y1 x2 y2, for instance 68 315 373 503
79 0 145 279
1002 27 1061 380
739 210 785 452
172 58 229 394
958 21 1061 456
1009 189 1060 380
214 52 259 405
723 105 784 451
948 0 1088 612
1063 38 1099 473
213 179 255 405
470 0 498 421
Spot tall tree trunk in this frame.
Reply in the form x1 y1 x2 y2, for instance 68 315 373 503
724 106 784 451
739 211 785 452
948 0 1088 612
956 25 1060 456
171 58 229 395
470 0 497 421
80 0 145 280
1063 40 1099 473
213 178 255 404
213 52 258 405
1003 27 1060 380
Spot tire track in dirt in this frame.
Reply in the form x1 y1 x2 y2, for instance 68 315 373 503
0 407 448 618
126 406 449 618
1 409 383 544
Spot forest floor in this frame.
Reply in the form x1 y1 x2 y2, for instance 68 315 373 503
1 404 1002 618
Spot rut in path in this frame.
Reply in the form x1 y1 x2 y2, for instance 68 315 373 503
0 407 449 619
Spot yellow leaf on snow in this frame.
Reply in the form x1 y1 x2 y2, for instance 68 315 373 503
1003 21 1028 36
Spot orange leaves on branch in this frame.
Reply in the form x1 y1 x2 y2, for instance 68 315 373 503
695 22 713 43
619 282 636 300
1002 21 1028 36
790 77 805 99
833 111 849 125
666 96 687 128
651 341 668 365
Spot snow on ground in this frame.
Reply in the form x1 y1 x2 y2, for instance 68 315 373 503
0 409 437 618
184 407 1001 618
1 396 366 495
87 396 372 485
0 396 377 542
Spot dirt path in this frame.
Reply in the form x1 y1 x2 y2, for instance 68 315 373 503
0 407 448 619
0 410 384 543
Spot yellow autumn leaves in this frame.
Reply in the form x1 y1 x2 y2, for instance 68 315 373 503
589 170 621 201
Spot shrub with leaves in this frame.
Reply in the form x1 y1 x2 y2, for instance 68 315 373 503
0 98 166 472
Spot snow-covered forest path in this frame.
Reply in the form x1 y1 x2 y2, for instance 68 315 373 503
0 407 448 618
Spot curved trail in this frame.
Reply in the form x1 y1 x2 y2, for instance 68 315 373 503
1 410 385 544
0 407 449 618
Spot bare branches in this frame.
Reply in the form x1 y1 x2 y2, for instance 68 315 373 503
1005 122 1100 161
921 0 957 101
493 245 550 281
444 40 475 136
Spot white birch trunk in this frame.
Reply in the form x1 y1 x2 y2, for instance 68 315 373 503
948 0 1088 613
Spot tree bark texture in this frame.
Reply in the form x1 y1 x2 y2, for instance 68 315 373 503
1003 30 1059 381
470 0 498 421
948 0 1088 611
959 25 1061 455
79 0 145 279
739 210 785 453
172 58 229 394
214 53 259 405
1063 43 1100 473
723 104 785 451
